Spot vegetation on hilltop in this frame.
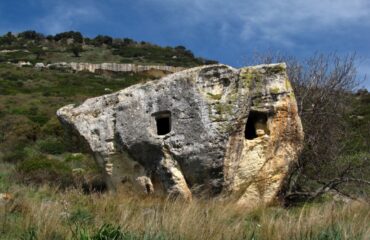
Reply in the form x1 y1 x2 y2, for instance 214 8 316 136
0 30 217 66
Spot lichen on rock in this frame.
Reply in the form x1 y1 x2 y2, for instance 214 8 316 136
57 63 303 205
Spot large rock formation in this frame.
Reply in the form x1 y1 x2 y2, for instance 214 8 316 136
57 63 303 205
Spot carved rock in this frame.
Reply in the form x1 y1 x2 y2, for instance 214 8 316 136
57 63 304 205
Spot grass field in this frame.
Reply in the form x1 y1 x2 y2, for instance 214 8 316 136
0 162 369 240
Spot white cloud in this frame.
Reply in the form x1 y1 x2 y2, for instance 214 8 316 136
28 0 370 45
36 0 103 34
142 0 370 45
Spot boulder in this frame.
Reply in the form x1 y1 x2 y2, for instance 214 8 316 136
16 61 32 67
35 62 45 68
0 193 13 205
57 63 304 205
46 62 71 70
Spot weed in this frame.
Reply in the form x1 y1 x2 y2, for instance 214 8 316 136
20 227 38 240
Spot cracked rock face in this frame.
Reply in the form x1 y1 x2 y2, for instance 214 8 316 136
57 63 304 205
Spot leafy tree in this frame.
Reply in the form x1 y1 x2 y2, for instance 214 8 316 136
70 44 83 57
123 38 135 46
83 37 92 45
30 45 45 60
93 35 113 46
54 31 83 43
0 32 16 45
175 45 186 51
18 30 44 41
46 35 54 41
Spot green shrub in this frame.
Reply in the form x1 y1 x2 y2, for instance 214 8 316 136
0 166 12 192
69 223 170 240
91 224 125 240
16 156 73 187
65 153 85 163
20 227 38 240
309 224 343 240
28 114 49 126
69 208 94 225
17 156 69 173
40 117 64 137
37 138 66 154
2 148 28 162
71 225 91 240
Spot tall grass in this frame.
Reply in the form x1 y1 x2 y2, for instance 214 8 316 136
1 180 369 240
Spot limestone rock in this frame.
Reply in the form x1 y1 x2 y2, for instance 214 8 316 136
46 62 71 70
44 62 184 74
16 61 32 67
57 63 304 205
68 62 184 73
0 193 13 205
35 62 46 68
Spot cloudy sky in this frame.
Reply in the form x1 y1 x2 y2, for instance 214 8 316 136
1 0 369 88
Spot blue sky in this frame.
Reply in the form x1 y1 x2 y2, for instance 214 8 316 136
1 0 369 88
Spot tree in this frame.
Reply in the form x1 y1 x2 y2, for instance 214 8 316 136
30 45 45 60
54 31 83 43
46 35 54 41
0 32 16 45
250 53 370 204
175 45 186 51
93 35 113 46
70 44 83 57
18 30 44 41
123 38 135 46
83 37 92 45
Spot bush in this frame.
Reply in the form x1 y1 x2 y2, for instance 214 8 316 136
69 208 94 225
82 176 107 194
41 117 64 137
251 53 370 204
17 156 68 173
28 114 49 125
91 224 125 240
93 35 113 46
54 31 83 43
17 156 73 187
18 30 44 41
2 148 28 162
70 44 83 57
20 227 38 240
37 138 66 154
71 224 134 240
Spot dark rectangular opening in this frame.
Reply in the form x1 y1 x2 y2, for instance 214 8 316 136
245 111 268 140
153 111 171 135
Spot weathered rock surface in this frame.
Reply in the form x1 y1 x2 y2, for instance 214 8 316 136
14 61 184 74
57 63 304 205
0 193 13 205
45 62 184 73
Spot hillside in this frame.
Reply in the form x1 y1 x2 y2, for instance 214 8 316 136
0 30 217 67
0 31 219 191
0 31 369 239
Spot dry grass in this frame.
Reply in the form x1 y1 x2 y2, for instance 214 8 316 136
0 163 369 240
1 181 369 240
